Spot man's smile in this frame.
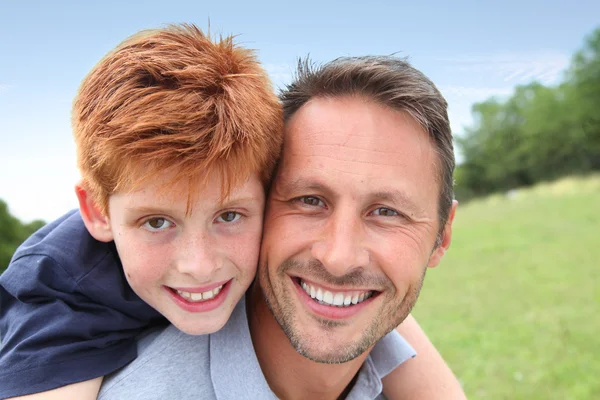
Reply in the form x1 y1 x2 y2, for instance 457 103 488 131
297 277 376 307
291 276 380 320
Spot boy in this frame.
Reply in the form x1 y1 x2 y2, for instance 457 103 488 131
0 23 282 398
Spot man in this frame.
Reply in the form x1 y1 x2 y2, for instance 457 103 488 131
98 56 461 399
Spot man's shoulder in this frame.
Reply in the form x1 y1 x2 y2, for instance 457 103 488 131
370 328 416 378
98 325 214 400
346 329 417 400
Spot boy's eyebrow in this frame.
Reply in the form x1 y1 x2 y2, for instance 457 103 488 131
222 195 263 207
125 195 262 215
124 206 178 215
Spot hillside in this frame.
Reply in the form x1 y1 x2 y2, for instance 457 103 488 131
414 174 600 399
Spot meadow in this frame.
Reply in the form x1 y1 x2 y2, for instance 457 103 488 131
413 175 600 399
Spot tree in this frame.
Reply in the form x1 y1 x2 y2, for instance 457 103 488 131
0 200 45 273
455 26 600 200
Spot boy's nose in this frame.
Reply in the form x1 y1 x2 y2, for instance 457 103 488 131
176 233 221 281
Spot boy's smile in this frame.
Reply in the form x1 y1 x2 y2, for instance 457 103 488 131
166 279 232 313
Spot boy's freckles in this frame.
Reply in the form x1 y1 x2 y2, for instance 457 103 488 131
106 171 265 335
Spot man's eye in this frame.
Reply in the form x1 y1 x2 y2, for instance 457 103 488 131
143 218 173 231
371 207 399 217
216 211 241 223
299 196 324 207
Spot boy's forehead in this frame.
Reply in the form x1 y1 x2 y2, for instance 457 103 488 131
114 169 264 209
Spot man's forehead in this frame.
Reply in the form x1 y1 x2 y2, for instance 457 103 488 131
274 96 440 212
283 97 433 155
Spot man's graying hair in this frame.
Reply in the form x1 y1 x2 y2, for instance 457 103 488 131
280 56 455 233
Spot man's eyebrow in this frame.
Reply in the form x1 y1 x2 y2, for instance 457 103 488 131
371 189 426 215
277 177 331 194
279 179 426 214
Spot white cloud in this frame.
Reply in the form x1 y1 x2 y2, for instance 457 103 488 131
432 50 570 85
429 50 571 134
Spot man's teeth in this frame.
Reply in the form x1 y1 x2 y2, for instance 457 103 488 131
300 280 372 307
176 285 223 302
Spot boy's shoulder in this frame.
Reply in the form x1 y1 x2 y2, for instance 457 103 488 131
10 209 118 282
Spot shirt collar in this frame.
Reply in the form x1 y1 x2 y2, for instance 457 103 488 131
209 296 277 400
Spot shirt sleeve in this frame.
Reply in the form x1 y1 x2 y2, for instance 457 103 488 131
0 253 163 398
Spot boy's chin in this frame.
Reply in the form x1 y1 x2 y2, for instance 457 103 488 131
163 290 243 335
173 316 230 336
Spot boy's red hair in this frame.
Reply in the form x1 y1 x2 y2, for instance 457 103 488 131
72 24 282 214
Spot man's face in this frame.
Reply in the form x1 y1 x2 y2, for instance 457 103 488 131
259 96 455 363
106 172 265 335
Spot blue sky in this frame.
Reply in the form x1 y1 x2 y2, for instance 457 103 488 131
1 0 599 222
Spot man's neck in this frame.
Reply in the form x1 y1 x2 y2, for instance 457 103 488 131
247 284 369 400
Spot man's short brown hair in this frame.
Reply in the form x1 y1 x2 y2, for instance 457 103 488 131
72 24 283 214
280 56 454 230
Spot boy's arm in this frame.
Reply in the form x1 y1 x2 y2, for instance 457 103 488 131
0 253 162 398
7 378 103 400
382 314 467 399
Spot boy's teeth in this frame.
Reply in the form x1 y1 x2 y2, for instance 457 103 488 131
176 285 224 302
299 279 373 308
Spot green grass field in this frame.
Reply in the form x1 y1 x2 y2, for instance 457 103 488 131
413 175 600 399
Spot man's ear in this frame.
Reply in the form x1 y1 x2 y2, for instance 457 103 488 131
427 200 458 268
75 182 114 243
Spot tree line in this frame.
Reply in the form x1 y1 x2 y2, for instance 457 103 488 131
0 200 45 273
454 27 600 201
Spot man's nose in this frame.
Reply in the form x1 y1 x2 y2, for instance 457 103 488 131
176 232 221 281
311 207 369 277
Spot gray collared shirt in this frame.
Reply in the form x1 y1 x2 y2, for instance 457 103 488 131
98 297 416 399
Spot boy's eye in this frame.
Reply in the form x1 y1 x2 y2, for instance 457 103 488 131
371 207 399 217
143 218 173 231
216 211 241 223
299 196 324 207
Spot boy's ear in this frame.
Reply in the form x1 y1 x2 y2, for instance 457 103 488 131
75 182 114 243
427 200 458 268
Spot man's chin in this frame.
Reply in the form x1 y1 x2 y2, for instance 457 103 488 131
280 314 377 364
288 329 374 364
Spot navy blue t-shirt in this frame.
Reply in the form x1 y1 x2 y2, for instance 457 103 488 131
0 210 165 398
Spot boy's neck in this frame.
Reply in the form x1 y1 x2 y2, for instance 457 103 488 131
246 283 368 400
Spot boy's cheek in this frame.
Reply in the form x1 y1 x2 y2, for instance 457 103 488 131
115 234 167 285
225 230 262 274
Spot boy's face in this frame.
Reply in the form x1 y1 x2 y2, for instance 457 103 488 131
104 171 264 335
